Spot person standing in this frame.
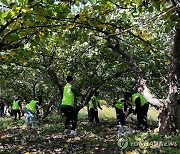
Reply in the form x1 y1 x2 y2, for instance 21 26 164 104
12 97 22 120
114 98 125 125
125 92 149 131
24 99 38 127
89 92 102 123
5 104 13 116
61 76 80 136
0 101 5 117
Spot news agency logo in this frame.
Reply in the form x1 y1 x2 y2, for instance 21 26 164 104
118 138 178 150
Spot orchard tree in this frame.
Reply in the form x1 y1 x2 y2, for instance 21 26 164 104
0 0 180 132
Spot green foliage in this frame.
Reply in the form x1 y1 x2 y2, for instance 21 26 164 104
0 0 179 110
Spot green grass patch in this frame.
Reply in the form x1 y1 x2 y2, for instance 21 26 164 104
0 106 179 153
148 106 158 121
78 105 116 120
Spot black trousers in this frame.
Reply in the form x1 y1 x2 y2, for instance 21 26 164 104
137 103 149 130
115 107 125 125
61 106 77 131
0 110 4 117
89 108 99 123
13 109 21 120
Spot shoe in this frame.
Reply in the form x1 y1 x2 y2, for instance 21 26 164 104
135 130 140 133
64 129 68 134
69 130 76 136
31 125 35 129
118 124 124 130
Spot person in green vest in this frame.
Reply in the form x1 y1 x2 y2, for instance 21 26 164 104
61 76 81 136
124 92 149 131
24 99 38 127
114 98 125 125
12 97 22 121
89 91 102 123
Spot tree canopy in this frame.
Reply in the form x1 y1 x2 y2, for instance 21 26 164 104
0 0 180 130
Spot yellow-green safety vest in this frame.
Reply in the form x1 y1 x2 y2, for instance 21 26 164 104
89 96 98 109
61 83 74 107
12 100 20 110
26 100 37 113
132 93 148 107
115 98 124 110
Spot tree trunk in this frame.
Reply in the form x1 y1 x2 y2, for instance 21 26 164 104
159 22 180 133
107 37 163 107
141 82 164 107
47 69 63 98
87 104 90 118
32 82 38 99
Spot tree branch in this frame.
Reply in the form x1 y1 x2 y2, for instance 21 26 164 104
171 0 180 17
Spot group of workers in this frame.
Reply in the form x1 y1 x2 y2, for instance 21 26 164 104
11 97 39 127
1 75 149 136
61 76 149 136
0 97 38 128
114 92 149 131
